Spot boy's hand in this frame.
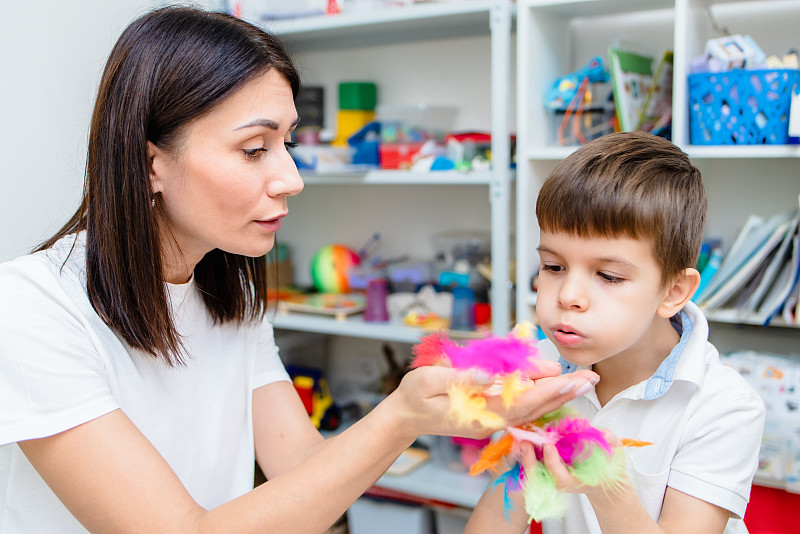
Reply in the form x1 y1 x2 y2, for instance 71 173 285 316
540 442 588 493
535 430 628 496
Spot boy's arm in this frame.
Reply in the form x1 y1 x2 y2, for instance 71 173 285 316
542 444 730 534
465 481 530 534
465 442 540 534
466 441 732 534
585 477 729 534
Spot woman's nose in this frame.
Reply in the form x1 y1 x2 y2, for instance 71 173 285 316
268 148 304 197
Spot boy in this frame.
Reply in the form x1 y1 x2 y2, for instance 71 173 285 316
467 132 765 533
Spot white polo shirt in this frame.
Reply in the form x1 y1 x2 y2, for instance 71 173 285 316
539 302 765 534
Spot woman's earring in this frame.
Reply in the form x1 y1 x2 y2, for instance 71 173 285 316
151 197 156 208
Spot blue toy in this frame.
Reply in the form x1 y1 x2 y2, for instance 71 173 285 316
348 121 380 167
544 56 609 111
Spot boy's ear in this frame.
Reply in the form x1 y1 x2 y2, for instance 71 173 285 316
657 268 701 318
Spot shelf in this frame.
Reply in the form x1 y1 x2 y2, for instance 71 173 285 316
523 0 673 18
685 145 800 159
523 146 579 161
272 313 426 343
753 475 799 494
300 169 501 186
260 0 506 51
525 145 800 162
272 312 489 344
704 309 800 330
376 462 490 509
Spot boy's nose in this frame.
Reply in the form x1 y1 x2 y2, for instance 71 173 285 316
557 276 588 310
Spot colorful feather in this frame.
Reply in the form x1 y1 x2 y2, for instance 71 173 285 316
447 382 506 428
621 438 654 448
501 372 527 408
469 432 515 476
444 336 540 376
548 416 613 465
408 331 454 368
492 464 525 521
409 325 652 524
523 462 568 522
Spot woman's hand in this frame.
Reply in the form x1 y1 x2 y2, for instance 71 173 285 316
385 362 599 441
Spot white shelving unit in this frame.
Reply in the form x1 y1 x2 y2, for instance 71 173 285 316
515 0 800 347
259 1 515 510
375 463 491 509
263 0 515 343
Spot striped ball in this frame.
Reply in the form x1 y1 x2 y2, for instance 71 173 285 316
310 244 360 293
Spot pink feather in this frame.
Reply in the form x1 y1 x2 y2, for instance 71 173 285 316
443 336 540 376
547 417 613 465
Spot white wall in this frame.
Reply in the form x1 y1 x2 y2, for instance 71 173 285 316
0 1 165 262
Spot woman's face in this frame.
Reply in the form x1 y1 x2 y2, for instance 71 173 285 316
149 69 303 278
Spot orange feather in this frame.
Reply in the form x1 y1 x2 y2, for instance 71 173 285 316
469 432 515 476
621 438 653 448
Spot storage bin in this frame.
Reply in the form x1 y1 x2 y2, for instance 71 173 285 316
688 69 800 145
347 497 434 534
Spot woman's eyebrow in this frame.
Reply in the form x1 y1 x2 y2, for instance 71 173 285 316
234 116 300 131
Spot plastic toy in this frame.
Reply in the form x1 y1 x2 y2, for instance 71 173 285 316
544 56 609 111
409 326 651 523
287 365 341 431
347 121 380 167
310 244 361 293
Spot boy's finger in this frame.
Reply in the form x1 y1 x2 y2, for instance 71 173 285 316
542 443 573 488
519 441 538 469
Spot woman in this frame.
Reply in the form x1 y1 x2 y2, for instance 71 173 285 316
0 6 597 533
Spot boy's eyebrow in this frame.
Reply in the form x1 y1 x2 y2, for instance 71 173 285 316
537 245 637 268
234 116 301 131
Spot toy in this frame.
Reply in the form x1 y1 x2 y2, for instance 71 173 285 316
544 56 609 111
287 365 341 431
310 244 361 293
409 326 652 523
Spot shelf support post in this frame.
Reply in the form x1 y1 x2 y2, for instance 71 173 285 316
490 0 512 334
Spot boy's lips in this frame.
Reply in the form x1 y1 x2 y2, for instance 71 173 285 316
552 324 585 346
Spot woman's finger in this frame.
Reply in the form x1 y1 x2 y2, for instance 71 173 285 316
500 373 596 424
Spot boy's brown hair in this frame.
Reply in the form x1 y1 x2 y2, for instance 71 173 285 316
536 131 706 286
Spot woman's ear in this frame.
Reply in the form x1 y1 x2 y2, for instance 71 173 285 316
147 140 167 195
657 268 701 318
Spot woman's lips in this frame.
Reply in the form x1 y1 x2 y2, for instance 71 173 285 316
255 217 282 232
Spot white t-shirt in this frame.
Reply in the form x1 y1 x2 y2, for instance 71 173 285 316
0 232 290 533
539 302 766 534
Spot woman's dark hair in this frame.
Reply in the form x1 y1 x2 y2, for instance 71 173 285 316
36 6 301 365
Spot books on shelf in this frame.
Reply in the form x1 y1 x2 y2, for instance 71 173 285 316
608 47 654 132
695 196 800 326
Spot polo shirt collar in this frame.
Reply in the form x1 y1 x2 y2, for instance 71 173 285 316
557 301 706 400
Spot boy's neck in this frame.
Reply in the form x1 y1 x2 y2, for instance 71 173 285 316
591 315 681 407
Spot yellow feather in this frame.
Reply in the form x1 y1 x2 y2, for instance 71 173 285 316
447 382 507 428
510 321 536 340
501 372 526 408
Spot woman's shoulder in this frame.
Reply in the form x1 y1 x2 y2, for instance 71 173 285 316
0 232 87 301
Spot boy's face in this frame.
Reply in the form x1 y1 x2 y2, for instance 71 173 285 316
536 230 672 368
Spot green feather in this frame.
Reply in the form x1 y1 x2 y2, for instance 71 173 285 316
523 463 568 523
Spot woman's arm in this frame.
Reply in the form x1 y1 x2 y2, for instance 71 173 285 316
20 364 597 533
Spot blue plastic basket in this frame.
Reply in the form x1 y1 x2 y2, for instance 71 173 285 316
688 69 800 145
